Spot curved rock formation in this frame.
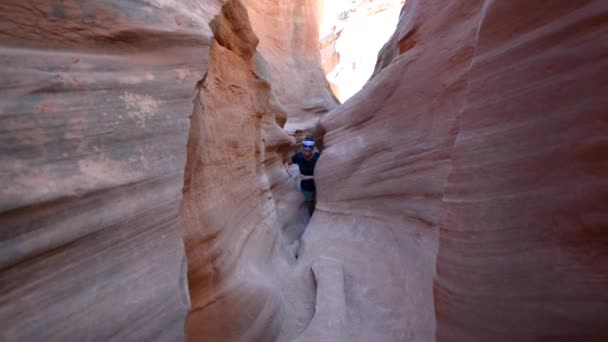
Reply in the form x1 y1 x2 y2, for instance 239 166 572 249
303 0 608 340
246 0 339 134
1 0 607 341
435 1 608 340
180 1 303 340
0 0 332 340
0 0 221 340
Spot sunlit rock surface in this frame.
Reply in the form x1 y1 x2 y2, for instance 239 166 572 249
319 0 405 102
247 0 339 134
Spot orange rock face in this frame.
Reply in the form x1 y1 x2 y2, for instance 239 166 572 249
246 0 339 134
0 0 222 340
180 1 304 340
435 1 608 340
1 0 607 341
0 0 330 340
305 0 608 340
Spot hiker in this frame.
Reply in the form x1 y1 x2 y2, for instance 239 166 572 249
286 137 320 217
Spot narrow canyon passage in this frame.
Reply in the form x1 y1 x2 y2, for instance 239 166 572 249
179 2 329 340
180 0 608 341
0 0 607 341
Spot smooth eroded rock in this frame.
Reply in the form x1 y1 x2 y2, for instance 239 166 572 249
180 1 313 340
300 0 608 341
0 0 222 340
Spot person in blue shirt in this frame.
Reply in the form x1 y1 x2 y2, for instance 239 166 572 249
287 137 320 217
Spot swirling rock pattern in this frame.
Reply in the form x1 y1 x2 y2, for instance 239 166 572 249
246 0 340 134
0 0 221 340
0 0 332 340
303 0 608 341
1 0 607 341
180 1 302 340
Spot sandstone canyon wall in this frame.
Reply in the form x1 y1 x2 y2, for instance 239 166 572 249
434 1 608 340
0 1 222 340
245 0 339 134
180 1 307 340
0 0 333 341
303 0 608 341
303 0 483 339
1 0 607 341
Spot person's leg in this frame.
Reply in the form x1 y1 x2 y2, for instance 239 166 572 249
303 191 316 217
305 200 314 217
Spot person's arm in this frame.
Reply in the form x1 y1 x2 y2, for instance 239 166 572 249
284 161 292 176
285 154 296 176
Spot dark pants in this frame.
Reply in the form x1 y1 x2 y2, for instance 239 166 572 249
302 191 316 217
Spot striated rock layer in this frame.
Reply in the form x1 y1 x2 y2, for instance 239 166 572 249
434 1 608 340
245 0 339 134
302 0 608 341
0 0 333 341
180 1 303 340
303 0 483 339
0 0 222 340
2 0 607 341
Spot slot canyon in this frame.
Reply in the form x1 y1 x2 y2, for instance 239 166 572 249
1 0 607 341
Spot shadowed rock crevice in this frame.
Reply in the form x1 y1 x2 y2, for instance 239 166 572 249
398 26 417 55
149 0 608 340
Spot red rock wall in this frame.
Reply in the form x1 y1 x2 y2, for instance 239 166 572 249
0 1 222 340
435 1 608 341
2 0 606 341
0 0 333 340
245 0 339 133
302 0 485 339
302 0 608 341
180 1 298 340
